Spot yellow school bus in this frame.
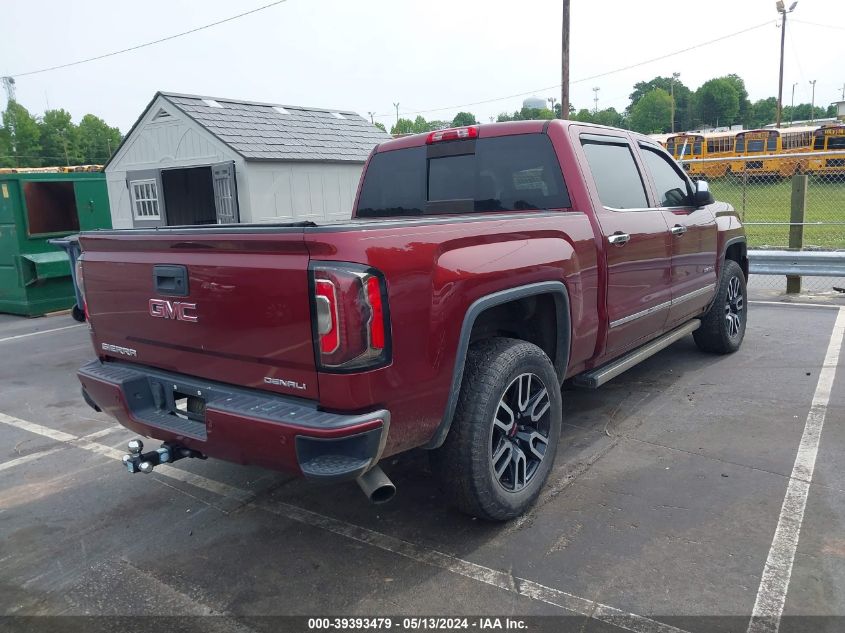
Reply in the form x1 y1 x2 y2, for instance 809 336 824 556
648 133 671 149
666 132 735 178
807 125 845 176
731 127 816 177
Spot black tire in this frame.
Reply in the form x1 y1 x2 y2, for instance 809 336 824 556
431 338 562 521
693 259 747 354
71 304 86 322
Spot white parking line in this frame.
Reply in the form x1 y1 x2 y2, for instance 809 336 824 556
79 425 124 441
749 300 841 310
0 446 67 473
0 323 84 344
747 307 845 633
0 410 690 633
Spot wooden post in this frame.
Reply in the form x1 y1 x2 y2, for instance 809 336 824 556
786 174 808 294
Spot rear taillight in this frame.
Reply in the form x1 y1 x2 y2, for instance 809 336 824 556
75 257 89 320
311 263 391 371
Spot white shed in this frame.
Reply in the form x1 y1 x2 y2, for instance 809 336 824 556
104 92 391 228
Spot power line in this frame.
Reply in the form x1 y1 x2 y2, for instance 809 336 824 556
9 0 290 78
376 19 773 119
791 19 845 31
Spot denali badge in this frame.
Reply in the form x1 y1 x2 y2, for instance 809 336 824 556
264 376 307 390
102 342 137 357
149 298 198 322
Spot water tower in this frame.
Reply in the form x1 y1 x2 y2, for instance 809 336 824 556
522 96 546 110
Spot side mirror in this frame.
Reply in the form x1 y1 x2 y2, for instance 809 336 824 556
694 180 715 207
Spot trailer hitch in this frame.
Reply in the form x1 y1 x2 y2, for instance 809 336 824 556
122 439 205 474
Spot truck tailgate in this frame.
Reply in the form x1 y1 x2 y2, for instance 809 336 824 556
79 231 318 399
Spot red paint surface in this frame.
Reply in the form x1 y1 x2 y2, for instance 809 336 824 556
79 120 744 468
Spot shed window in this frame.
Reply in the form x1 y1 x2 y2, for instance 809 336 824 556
130 179 161 220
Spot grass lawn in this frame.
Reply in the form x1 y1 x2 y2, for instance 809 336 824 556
708 176 845 249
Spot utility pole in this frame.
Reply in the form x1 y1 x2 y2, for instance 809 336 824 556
1 76 15 103
368 111 375 124
393 102 400 125
809 79 816 122
841 83 845 100
547 96 558 118
592 87 600 114
561 0 570 119
790 82 797 125
670 72 680 133
775 1 798 128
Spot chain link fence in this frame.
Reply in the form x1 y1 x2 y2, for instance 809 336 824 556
680 151 845 294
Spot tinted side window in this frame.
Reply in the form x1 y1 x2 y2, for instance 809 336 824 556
357 146 426 217
640 146 692 207
581 139 648 209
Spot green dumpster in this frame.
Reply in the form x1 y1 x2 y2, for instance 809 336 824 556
0 171 111 317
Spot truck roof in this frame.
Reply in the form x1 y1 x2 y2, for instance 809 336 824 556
375 119 658 154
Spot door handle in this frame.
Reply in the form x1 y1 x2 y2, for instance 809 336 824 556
671 225 688 237
608 232 631 246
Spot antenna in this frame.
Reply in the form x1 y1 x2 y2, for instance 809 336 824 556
592 87 600 114
1 76 16 102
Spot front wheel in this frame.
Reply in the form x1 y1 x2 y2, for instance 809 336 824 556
431 338 562 521
693 259 747 354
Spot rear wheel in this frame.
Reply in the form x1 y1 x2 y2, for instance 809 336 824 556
431 338 562 521
693 259 747 354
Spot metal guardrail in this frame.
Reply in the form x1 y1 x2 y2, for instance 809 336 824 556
749 250 845 277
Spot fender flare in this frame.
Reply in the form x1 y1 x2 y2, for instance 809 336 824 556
424 281 571 450
721 236 748 278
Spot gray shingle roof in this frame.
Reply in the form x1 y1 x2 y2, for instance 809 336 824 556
161 92 391 162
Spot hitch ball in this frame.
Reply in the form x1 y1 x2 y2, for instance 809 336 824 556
128 439 144 454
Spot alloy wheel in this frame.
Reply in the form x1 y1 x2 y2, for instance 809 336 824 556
490 373 552 493
725 275 744 338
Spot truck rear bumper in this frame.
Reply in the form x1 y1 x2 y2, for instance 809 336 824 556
77 360 389 482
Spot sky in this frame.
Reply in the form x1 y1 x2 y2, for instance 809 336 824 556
1 0 842 133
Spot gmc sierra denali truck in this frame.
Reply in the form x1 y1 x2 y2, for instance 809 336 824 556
76 120 748 520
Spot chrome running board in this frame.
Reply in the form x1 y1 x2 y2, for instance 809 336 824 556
573 319 701 389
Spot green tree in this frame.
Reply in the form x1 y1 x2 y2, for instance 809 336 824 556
748 97 778 129
570 108 595 123
411 115 431 133
722 74 751 126
694 78 739 127
374 121 386 132
629 76 692 131
628 88 673 133
784 103 829 123
451 111 477 127
0 101 42 167
39 109 83 166
593 107 626 128
77 114 121 164
390 118 415 135
498 106 555 122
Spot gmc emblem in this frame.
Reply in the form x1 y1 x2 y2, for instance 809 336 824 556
149 298 198 322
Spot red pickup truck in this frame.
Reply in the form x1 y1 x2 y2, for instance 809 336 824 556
76 120 748 520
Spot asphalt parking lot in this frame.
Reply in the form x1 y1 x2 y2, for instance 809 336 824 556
1 292 844 633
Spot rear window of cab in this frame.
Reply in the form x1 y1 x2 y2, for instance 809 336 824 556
356 134 570 217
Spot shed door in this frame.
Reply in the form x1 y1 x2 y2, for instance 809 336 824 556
212 161 239 224
126 169 166 228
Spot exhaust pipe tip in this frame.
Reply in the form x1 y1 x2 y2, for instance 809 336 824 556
356 464 396 504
